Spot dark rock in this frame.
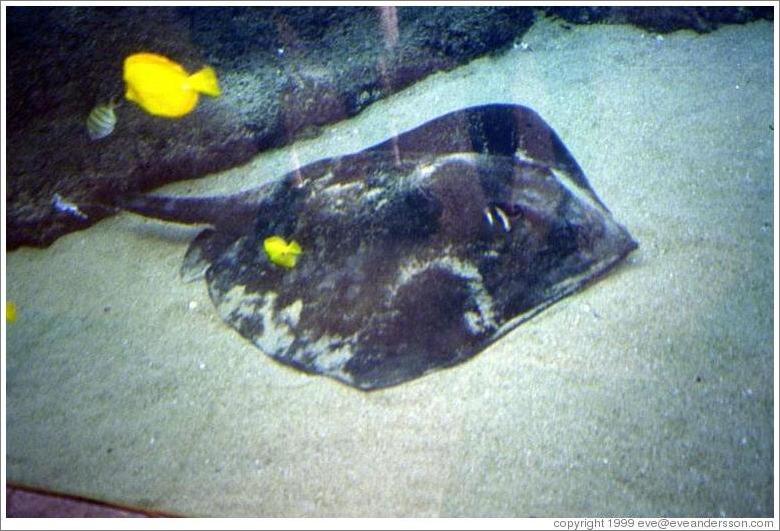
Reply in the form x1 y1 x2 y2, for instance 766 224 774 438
546 6 772 34
6 6 536 250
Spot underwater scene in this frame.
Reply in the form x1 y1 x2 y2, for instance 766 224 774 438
3 5 776 518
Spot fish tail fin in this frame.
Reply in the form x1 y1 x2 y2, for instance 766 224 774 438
188 66 221 97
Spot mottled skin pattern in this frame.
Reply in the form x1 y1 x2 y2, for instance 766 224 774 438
119 104 637 390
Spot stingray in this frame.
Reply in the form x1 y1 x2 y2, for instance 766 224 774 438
117 104 638 390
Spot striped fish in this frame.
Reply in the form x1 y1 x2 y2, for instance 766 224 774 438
86 101 117 140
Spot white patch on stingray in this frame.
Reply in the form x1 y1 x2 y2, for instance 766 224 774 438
318 180 368 215
414 152 480 183
514 147 537 165
392 251 498 336
373 197 389 210
464 311 489 335
218 286 356 383
362 187 384 202
416 161 439 180
308 170 335 192
217 288 296 356
279 299 303 328
322 180 364 197
308 334 356 373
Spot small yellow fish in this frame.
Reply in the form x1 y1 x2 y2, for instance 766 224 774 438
86 100 118 140
263 236 302 269
123 52 221 118
6 301 18 323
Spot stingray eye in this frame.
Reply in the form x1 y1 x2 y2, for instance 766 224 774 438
495 202 524 218
482 204 513 233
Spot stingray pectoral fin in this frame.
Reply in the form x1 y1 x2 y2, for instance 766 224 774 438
181 228 239 282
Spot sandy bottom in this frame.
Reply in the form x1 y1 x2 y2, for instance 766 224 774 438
5 19 775 517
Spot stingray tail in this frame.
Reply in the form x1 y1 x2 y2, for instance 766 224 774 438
117 193 257 232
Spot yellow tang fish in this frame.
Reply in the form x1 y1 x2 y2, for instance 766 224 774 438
263 236 302 269
6 301 18 323
123 52 221 118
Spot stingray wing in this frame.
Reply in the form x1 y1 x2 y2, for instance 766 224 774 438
198 104 637 390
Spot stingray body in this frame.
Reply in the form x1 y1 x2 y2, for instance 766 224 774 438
119 104 637 390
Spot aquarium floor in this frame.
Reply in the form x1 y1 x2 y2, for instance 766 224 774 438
5 19 774 518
